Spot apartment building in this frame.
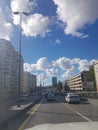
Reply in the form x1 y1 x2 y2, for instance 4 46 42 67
94 60 98 92
66 71 87 91
0 39 23 97
23 72 37 93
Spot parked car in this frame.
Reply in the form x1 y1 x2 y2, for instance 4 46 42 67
46 93 56 101
65 92 80 103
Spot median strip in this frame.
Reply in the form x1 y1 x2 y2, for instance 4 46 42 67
18 97 44 130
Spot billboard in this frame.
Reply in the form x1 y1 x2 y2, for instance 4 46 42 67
83 81 94 89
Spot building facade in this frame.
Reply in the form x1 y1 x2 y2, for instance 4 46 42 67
52 76 57 87
23 72 37 93
66 71 87 91
0 39 23 97
93 61 98 92
32 75 37 91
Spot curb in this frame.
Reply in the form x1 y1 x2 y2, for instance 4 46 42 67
0 96 43 127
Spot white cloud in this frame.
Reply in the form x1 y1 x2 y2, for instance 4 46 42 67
33 57 51 70
24 63 33 72
53 0 98 38
11 0 50 37
23 57 96 82
78 59 90 72
46 68 58 77
0 9 12 40
11 0 31 13
53 57 73 70
22 13 50 37
62 66 75 79
37 73 47 82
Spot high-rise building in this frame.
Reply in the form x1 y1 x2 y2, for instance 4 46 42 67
52 76 57 87
0 39 23 97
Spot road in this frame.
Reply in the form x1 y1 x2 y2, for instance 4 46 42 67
1 95 98 130
22 95 98 130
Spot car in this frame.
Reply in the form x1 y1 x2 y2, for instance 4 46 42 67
65 92 80 103
46 93 56 101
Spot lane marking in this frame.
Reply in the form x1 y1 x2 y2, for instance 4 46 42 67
18 98 44 130
63 103 92 122
57 98 92 122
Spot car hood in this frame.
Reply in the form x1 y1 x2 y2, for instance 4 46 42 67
24 122 98 130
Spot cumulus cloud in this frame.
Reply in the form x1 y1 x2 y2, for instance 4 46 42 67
62 66 75 79
33 57 51 70
53 0 98 38
78 59 96 72
24 63 33 72
53 57 73 70
46 68 58 77
24 56 96 81
0 9 12 40
11 0 50 37
22 13 50 37
11 0 31 13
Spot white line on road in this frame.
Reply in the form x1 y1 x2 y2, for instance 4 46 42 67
63 103 92 122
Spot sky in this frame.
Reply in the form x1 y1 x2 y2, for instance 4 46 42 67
0 0 98 85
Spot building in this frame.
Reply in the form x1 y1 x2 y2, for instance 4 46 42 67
94 61 98 92
23 72 37 93
32 75 37 91
0 39 23 97
66 71 87 91
52 77 57 87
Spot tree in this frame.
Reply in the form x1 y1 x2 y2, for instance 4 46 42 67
64 82 70 92
85 65 96 90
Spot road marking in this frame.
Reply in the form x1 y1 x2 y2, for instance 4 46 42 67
18 98 44 130
63 103 92 122
57 98 92 122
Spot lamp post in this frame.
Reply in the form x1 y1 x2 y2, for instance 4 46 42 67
13 11 29 107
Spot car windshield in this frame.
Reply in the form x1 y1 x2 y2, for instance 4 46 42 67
0 0 98 130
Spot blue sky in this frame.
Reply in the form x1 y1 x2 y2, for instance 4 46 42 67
0 0 98 85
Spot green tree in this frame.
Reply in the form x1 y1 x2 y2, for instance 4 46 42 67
85 65 96 90
64 82 70 92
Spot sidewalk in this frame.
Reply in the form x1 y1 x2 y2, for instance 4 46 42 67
0 95 42 124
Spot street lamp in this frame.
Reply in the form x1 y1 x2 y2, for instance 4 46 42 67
13 11 29 107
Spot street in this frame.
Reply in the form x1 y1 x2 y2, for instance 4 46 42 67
1 95 98 130
22 95 98 130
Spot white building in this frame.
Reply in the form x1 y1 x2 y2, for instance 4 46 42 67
66 71 87 91
23 72 37 93
94 61 98 92
0 39 23 97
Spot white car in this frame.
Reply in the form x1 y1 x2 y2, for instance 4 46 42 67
65 92 80 103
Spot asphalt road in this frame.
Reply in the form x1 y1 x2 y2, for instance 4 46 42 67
22 95 98 130
1 95 98 130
